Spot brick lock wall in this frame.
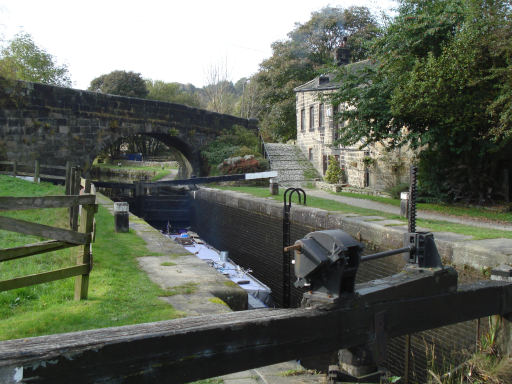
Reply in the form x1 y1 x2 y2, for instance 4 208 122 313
190 189 480 381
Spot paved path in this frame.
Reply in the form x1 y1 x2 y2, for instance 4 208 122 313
305 189 512 232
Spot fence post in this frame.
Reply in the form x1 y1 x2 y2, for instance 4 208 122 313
34 160 40 183
74 196 95 301
12 160 17 177
69 167 81 231
65 162 71 195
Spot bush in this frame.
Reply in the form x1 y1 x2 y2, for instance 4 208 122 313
201 126 260 170
387 182 410 199
324 156 345 184
218 156 268 175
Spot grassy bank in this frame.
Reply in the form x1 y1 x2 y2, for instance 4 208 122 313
333 191 512 223
212 185 512 240
93 162 177 181
0 175 181 340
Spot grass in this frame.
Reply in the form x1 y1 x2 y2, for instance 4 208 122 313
211 185 512 240
0 175 183 340
424 317 509 384
161 282 198 296
224 281 239 288
93 162 177 181
189 379 224 384
208 297 228 306
161 261 177 267
279 368 318 376
334 191 512 223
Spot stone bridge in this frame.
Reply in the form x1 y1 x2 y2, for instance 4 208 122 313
0 80 258 176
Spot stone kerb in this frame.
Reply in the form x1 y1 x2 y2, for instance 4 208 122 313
195 188 512 270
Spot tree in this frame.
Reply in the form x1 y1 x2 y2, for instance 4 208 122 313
88 70 148 98
202 61 237 114
236 78 264 119
146 79 202 107
254 6 381 142
329 0 512 202
0 33 71 86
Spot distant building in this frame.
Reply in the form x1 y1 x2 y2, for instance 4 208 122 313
294 57 413 192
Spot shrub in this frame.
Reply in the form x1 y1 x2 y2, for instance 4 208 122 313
201 126 260 170
324 156 344 184
219 156 268 175
387 182 410 199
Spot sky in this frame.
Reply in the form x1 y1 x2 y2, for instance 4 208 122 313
0 0 396 90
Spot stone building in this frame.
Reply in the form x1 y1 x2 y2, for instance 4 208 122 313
294 59 413 192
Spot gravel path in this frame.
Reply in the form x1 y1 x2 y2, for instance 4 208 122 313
305 189 512 232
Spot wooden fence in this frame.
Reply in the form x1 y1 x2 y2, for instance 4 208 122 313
0 173 97 300
0 160 69 182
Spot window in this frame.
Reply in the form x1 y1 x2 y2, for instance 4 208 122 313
300 109 305 132
308 148 313 161
309 106 314 131
319 103 324 130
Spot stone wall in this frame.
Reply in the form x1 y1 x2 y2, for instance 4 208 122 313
0 80 257 176
295 90 414 191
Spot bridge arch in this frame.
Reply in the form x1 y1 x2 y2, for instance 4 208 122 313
0 80 258 176
92 132 198 179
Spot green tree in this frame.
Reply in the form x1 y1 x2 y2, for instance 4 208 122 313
254 6 381 142
146 79 202 107
330 0 512 202
0 33 71 86
88 70 148 98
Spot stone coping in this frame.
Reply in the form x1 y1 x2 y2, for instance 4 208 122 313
96 193 247 314
195 188 512 270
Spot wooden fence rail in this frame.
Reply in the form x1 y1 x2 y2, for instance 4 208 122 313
0 280 510 383
0 160 67 181
0 181 97 300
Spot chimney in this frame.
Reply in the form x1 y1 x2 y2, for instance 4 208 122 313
335 37 350 66
319 75 330 85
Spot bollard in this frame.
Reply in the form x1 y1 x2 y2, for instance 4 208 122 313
400 191 409 218
269 179 279 195
114 202 130 233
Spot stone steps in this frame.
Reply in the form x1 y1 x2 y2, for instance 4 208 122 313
265 143 315 187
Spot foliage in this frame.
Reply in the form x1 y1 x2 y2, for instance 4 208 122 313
201 126 260 167
0 33 71 86
329 0 512 202
324 156 345 184
387 182 410 200
88 70 148 98
0 176 182 340
202 61 238 114
218 156 268 175
146 79 202 107
254 6 381 142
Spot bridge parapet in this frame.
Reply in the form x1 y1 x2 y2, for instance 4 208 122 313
0 80 258 176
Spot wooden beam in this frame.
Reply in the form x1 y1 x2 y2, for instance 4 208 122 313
0 264 89 292
0 216 90 245
0 195 96 211
0 240 74 262
0 281 510 384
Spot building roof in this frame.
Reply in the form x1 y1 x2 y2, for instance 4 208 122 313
294 60 373 93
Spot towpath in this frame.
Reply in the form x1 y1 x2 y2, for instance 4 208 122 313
97 193 326 384
305 189 512 231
